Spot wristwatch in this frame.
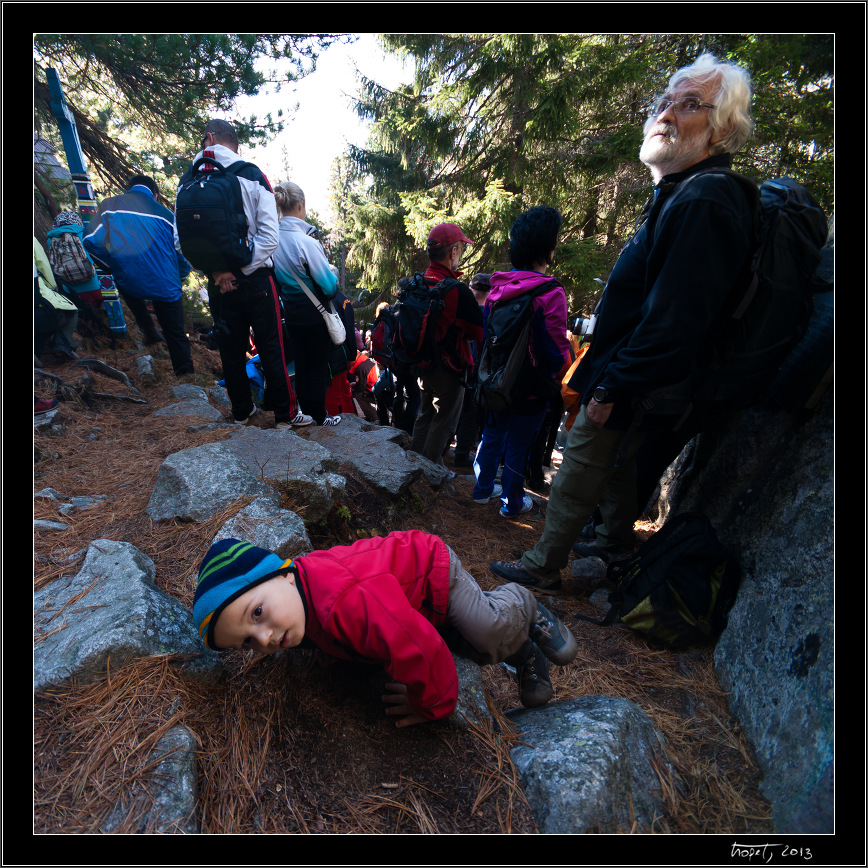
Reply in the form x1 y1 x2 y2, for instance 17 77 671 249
592 387 611 403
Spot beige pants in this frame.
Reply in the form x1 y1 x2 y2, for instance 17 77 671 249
443 545 537 666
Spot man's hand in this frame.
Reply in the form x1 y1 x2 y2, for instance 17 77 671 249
213 271 238 294
381 682 428 728
587 397 614 429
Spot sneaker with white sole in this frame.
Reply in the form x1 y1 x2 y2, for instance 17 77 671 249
473 484 503 504
321 415 342 426
290 411 314 427
500 494 534 518
234 405 260 424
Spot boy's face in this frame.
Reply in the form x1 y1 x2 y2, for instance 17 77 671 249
212 572 306 654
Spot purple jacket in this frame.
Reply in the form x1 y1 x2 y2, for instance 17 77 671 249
486 270 571 386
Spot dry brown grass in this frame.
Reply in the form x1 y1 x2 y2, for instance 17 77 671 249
33 329 773 835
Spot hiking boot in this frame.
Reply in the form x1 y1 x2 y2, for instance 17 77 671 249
490 559 561 592
512 641 553 708
473 484 503 504
530 601 578 665
500 494 534 518
526 476 551 494
571 541 632 564
578 517 597 542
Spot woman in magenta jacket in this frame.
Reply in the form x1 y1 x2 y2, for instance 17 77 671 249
472 206 571 517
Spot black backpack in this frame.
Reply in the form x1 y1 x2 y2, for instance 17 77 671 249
577 512 741 648
175 154 254 276
474 280 558 413
391 273 460 371
370 302 401 370
653 170 829 409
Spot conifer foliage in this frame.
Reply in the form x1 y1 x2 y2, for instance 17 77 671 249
344 34 833 317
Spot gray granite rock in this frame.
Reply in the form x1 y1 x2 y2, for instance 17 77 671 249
507 695 670 833
102 725 199 833
146 442 277 522
213 496 312 557
34 540 222 696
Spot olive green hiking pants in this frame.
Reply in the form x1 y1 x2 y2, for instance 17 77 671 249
522 404 647 578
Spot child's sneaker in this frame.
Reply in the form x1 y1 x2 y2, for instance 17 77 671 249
473 484 502 504
514 641 553 708
530 601 578 665
499 494 534 518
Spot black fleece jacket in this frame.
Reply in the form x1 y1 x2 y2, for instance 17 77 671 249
572 154 754 429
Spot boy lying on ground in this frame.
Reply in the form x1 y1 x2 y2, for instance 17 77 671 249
193 530 578 726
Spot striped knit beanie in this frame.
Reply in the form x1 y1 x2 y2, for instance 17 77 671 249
53 211 84 229
193 538 294 650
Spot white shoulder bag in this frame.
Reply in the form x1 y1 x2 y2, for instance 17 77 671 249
284 262 346 345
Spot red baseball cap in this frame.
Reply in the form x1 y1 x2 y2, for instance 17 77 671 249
427 222 474 250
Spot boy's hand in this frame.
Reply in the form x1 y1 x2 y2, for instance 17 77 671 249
382 682 428 728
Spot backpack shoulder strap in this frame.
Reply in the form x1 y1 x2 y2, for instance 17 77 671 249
654 167 761 240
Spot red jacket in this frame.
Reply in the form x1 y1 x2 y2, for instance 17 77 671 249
295 531 457 721
423 261 484 373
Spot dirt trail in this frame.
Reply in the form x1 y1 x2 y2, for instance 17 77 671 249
33 329 773 834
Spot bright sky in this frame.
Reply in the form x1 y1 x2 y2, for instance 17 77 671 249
234 34 411 225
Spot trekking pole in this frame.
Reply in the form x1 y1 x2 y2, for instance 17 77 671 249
46 67 126 341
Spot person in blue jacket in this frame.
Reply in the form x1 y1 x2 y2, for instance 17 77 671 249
84 175 194 375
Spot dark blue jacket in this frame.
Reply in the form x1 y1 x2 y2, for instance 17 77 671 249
84 185 191 301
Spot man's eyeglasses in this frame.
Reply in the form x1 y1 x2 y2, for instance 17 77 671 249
648 97 716 117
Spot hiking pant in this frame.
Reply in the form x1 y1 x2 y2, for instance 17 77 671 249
120 291 194 375
392 369 421 435
443 545 538 666
284 313 331 424
210 269 298 424
411 366 465 465
454 384 481 460
522 404 647 577
473 407 547 515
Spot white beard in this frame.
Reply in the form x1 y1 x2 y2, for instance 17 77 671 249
640 123 710 177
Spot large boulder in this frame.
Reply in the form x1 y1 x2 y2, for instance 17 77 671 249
298 413 451 494
146 442 277 523
654 387 833 833
34 540 222 696
222 427 347 521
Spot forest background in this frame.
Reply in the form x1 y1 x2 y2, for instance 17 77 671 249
33 33 834 327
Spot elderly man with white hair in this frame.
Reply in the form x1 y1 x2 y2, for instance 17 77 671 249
491 52 756 591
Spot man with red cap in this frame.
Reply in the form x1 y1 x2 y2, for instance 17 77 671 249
409 223 484 477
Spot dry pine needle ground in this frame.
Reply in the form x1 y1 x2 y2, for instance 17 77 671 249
33 323 773 835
